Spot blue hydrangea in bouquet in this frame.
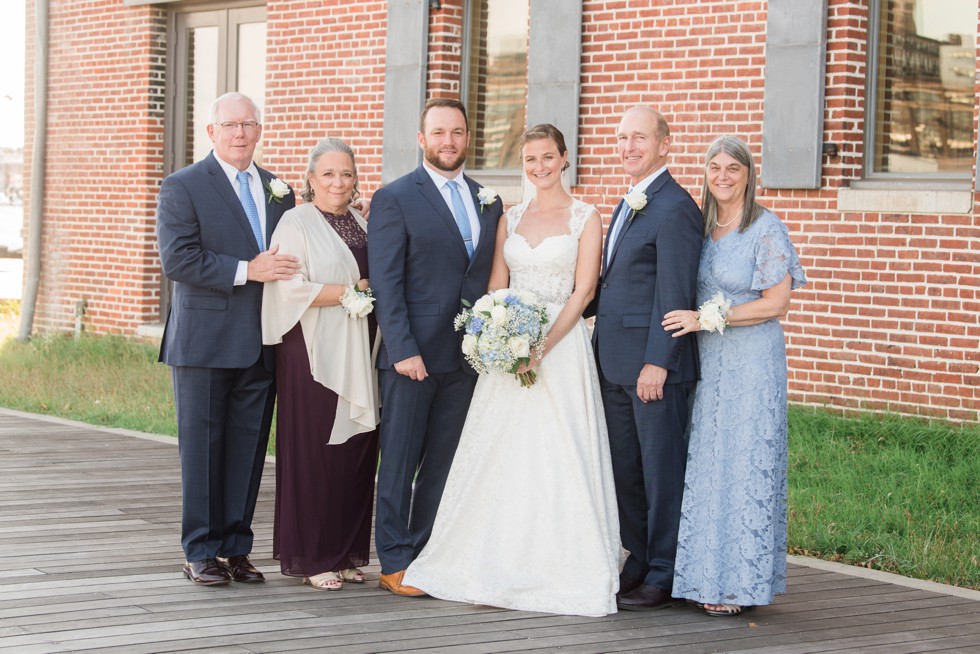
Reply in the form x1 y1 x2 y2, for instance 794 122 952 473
453 288 550 388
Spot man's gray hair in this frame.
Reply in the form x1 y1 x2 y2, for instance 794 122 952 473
208 92 262 124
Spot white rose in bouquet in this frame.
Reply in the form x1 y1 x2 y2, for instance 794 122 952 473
492 289 510 302
508 335 531 358
490 304 508 326
473 295 494 314
462 333 478 356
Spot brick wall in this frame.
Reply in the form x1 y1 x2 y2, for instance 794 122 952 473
24 0 979 420
25 0 166 334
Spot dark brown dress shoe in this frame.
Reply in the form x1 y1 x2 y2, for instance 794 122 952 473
183 559 231 586
217 554 265 582
617 573 643 596
617 583 675 611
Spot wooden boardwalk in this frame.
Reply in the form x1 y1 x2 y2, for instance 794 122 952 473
1 410 978 653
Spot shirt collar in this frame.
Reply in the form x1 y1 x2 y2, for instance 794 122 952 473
213 151 259 187
422 161 467 192
630 165 668 195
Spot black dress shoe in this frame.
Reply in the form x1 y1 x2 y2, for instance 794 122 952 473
183 559 231 586
617 583 675 611
218 554 265 582
617 573 643 596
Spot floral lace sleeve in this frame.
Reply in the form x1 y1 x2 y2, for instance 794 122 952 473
505 200 530 237
569 201 597 239
751 212 807 292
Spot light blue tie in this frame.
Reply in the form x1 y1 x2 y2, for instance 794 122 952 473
236 171 264 252
447 180 474 259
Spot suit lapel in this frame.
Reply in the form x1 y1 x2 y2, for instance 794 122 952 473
603 199 627 274
464 175 493 265
605 172 673 273
415 166 471 260
256 167 284 249
206 154 260 253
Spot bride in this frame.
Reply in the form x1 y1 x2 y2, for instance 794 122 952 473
403 124 621 617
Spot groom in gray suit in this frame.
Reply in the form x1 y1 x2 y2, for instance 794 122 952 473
368 98 503 596
594 106 704 610
157 92 299 586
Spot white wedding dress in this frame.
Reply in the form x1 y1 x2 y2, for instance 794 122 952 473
403 199 621 617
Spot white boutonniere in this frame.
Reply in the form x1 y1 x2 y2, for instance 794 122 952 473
623 189 649 222
477 187 498 211
339 285 375 319
697 292 732 334
265 178 291 204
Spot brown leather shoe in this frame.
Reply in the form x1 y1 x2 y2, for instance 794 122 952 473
183 559 231 586
617 583 675 611
217 554 265 582
379 570 426 597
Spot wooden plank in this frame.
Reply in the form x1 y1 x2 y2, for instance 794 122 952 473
0 412 978 653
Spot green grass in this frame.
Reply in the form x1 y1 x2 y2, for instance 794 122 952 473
0 306 976 589
788 405 980 589
0 326 177 436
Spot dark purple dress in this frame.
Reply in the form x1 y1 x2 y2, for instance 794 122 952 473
273 208 379 577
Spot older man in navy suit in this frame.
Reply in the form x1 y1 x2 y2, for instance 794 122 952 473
368 98 503 596
157 92 299 586
593 106 704 610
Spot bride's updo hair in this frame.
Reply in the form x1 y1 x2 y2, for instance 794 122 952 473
520 124 571 171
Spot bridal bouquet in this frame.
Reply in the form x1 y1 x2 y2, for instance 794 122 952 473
454 289 549 388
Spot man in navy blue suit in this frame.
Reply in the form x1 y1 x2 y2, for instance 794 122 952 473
368 98 503 596
593 106 704 610
157 92 299 586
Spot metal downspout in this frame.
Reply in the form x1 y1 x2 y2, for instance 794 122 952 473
18 0 48 341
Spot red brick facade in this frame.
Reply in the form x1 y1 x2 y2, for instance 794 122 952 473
24 0 979 421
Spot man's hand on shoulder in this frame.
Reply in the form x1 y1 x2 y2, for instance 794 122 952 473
246 244 301 282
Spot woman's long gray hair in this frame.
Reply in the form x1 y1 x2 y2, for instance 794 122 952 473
700 135 764 235
300 137 360 203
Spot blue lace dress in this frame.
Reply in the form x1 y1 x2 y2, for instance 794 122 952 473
672 210 806 607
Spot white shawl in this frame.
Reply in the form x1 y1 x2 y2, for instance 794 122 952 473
261 202 379 445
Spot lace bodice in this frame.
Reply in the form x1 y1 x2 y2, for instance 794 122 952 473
503 199 595 306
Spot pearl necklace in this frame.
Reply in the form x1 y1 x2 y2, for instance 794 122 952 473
716 205 743 228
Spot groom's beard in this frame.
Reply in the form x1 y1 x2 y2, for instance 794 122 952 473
423 145 467 173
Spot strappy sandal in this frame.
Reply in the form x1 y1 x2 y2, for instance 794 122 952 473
704 603 752 617
303 571 343 591
686 599 705 609
339 568 366 583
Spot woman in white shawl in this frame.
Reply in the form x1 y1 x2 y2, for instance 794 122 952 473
262 138 379 591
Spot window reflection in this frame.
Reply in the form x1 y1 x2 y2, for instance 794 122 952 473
873 0 976 174
466 0 529 170
186 26 218 167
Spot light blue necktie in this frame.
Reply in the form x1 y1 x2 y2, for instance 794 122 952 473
447 180 474 259
236 171 264 252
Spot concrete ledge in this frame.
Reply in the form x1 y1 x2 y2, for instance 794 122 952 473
837 187 974 214
788 554 980 601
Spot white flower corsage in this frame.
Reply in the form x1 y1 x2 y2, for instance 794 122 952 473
339 285 375 318
477 187 498 211
265 178 291 204
623 189 648 222
697 292 732 334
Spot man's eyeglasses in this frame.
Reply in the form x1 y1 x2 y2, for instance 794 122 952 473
216 121 260 132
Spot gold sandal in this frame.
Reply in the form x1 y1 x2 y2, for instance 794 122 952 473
339 567 366 583
303 571 343 591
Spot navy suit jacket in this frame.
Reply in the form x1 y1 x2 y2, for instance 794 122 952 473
594 170 704 386
157 152 294 369
368 165 502 374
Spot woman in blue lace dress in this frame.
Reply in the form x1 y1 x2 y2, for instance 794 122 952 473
662 135 806 617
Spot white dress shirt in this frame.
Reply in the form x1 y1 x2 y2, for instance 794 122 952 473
212 152 267 286
422 162 482 251
606 165 668 266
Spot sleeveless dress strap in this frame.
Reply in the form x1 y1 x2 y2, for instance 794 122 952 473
568 200 597 240
505 199 532 236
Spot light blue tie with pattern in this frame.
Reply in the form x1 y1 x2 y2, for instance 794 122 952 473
447 180 474 259
236 170 264 252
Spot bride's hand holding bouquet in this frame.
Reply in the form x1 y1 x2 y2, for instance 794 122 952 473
454 288 549 388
